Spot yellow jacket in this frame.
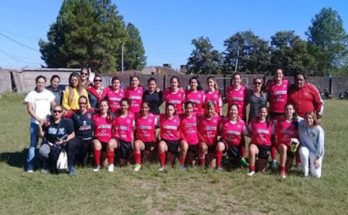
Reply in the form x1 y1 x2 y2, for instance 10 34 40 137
62 87 90 111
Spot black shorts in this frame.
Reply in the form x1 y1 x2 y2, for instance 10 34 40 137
163 139 179 155
100 141 108 151
144 142 157 152
116 139 133 159
207 144 216 154
188 144 199 155
226 145 241 159
257 145 271 159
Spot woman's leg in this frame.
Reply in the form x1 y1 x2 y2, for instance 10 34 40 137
66 138 78 175
158 141 168 169
248 144 259 175
39 143 51 171
27 122 39 172
179 140 188 168
309 152 322 178
299 146 310 177
198 142 208 168
215 141 226 169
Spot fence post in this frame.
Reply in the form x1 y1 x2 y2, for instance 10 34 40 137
163 75 166 90
329 74 333 95
223 74 226 98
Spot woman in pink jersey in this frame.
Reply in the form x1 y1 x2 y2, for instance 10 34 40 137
185 77 205 116
101 76 125 113
276 104 299 178
205 76 223 116
179 101 199 170
164 76 185 115
247 106 274 176
133 102 157 172
158 103 181 171
266 68 290 168
225 72 248 166
107 98 135 171
125 75 144 114
198 102 221 169
215 104 248 170
92 99 113 172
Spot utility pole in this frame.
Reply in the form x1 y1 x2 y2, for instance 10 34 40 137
121 43 124 74
234 45 240 73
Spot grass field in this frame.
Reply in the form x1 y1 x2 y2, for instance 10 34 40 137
0 93 348 215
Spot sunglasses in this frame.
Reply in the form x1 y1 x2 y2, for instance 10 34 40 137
81 72 88 76
254 82 262 85
79 102 87 105
94 79 102 82
53 110 63 113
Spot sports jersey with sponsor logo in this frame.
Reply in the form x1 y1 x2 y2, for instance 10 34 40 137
226 85 248 120
248 119 274 146
125 86 144 114
185 90 205 115
205 90 222 115
267 79 289 114
160 114 180 141
164 88 185 114
221 118 247 146
275 119 298 146
198 115 220 145
180 114 198 145
101 87 125 113
135 113 157 143
112 112 135 142
93 114 112 143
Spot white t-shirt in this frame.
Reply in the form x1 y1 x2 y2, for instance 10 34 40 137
24 89 55 124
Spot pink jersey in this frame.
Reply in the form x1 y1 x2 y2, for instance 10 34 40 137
164 88 185 114
226 85 248 120
93 114 112 143
198 115 220 145
135 113 156 143
185 90 205 115
205 90 222 115
112 112 135 142
180 114 199 145
125 86 144 113
160 114 180 141
275 119 298 147
221 118 247 146
101 87 125 113
267 79 289 114
248 120 274 146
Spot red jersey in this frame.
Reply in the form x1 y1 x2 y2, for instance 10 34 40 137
226 85 248 120
275 119 298 147
180 114 198 145
160 114 180 141
221 118 247 146
125 86 144 114
101 87 125 113
112 112 135 142
198 115 220 145
88 86 103 102
248 120 274 146
185 90 205 115
287 83 323 118
267 79 289 114
205 90 222 115
164 88 185 114
135 113 156 143
93 114 112 143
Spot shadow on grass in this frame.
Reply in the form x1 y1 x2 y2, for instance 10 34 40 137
0 149 27 169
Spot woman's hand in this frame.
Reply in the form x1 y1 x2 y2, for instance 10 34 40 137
314 158 321 169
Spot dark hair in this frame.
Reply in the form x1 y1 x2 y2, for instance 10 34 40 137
170 76 180 87
189 76 203 91
35 75 46 83
305 112 320 126
207 76 219 90
111 76 120 83
184 101 194 108
258 106 271 127
294 72 307 81
80 67 90 75
68 72 80 87
166 103 177 116
147 77 157 84
231 72 241 85
50 75 60 82
131 75 140 81
94 74 102 82
78 95 88 103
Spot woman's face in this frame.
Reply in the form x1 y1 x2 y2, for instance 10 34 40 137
190 79 198 90
185 104 193 116
285 105 295 119
36 77 46 92
253 79 262 91
295 74 306 88
51 77 60 89
94 77 102 88
70 76 79 88
207 105 215 117
207 79 215 90
166 105 175 117
232 75 241 86
306 114 314 127
120 101 129 113
112 79 120 90
170 78 179 89
275 69 283 81
78 98 88 112
148 80 157 92
259 107 268 120
131 77 140 88
53 106 63 120
80 69 89 81
229 105 238 119
100 101 109 114
140 103 149 116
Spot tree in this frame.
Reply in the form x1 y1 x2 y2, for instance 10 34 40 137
39 0 135 73
123 23 146 70
223 31 270 74
270 31 317 76
306 7 348 75
186 37 223 74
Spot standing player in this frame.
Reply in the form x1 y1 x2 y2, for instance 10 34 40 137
158 103 181 171
198 102 221 169
247 77 267 122
101 76 125 113
125 75 144 114
92 100 113 172
143 77 163 116
108 98 135 171
205 76 223 116
185 77 205 116
133 102 157 172
164 76 185 115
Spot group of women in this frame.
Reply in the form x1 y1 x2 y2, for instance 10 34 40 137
24 68 325 178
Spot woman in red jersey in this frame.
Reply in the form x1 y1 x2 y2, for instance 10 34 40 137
247 106 274 176
164 76 185 115
158 103 181 171
198 102 221 169
205 76 223 116
275 104 300 178
87 75 104 109
101 76 125 113
125 75 144 114
133 102 157 172
108 98 135 171
92 99 113 172
185 77 205 116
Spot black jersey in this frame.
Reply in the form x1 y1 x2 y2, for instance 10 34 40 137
44 118 74 144
72 111 94 140
143 90 163 115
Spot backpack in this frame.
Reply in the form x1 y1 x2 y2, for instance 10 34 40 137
56 149 68 172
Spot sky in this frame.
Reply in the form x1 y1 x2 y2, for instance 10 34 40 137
0 0 347 70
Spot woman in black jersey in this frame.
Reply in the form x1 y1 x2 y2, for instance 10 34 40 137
72 96 94 166
143 77 163 116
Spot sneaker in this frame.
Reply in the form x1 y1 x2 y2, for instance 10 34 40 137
216 167 223 172
158 167 165 172
27 169 34 173
69 166 75 176
280 170 286 179
40 169 48 174
107 164 114 172
271 160 278 170
240 157 249 167
247 170 255 177
179 164 186 171
134 164 141 172
93 166 100 172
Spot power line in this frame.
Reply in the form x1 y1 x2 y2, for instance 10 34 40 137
0 47 42 65
0 32 39 52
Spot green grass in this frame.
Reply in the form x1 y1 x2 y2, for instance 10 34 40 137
1 93 348 214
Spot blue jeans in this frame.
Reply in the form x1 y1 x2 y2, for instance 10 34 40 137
27 122 39 170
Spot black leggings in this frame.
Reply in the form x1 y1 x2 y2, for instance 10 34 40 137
75 138 92 166
48 138 78 173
